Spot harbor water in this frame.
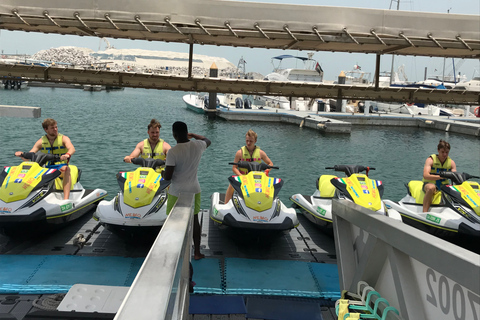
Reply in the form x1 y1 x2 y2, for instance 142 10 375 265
1 87 479 210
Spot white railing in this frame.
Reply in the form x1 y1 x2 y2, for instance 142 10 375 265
332 200 480 320
115 193 194 320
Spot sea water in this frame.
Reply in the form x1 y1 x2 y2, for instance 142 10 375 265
1 87 479 209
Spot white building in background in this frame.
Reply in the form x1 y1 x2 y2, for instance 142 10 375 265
30 46 237 76
90 48 236 75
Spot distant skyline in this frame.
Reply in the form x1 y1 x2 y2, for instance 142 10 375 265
0 0 479 82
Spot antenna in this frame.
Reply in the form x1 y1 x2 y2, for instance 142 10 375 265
389 0 400 10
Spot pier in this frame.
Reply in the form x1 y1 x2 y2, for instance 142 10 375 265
216 107 480 137
0 105 41 118
2 194 477 319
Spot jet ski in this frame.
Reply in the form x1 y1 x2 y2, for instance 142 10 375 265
210 161 298 232
93 157 171 240
0 152 107 237
383 171 480 243
290 165 402 234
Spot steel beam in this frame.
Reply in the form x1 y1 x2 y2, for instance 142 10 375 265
1 64 478 105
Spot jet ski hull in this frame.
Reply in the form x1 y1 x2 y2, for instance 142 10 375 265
94 191 168 240
384 198 480 240
0 185 107 237
210 192 299 232
290 193 333 233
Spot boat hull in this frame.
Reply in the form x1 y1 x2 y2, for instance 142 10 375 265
183 93 206 114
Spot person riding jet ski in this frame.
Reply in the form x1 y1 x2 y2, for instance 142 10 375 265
224 129 273 204
124 118 171 172
15 118 75 199
422 139 457 212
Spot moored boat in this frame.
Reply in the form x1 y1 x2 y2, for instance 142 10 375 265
183 93 223 113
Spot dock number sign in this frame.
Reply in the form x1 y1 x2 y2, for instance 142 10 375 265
413 260 480 320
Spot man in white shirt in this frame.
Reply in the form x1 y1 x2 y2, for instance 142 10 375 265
162 121 211 260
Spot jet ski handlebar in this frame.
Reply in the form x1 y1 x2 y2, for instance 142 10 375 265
130 158 166 169
20 152 60 167
325 165 375 177
229 161 279 173
437 171 480 185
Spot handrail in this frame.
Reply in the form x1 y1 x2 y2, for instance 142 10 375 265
115 192 194 320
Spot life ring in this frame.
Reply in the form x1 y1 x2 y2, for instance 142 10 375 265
475 106 480 118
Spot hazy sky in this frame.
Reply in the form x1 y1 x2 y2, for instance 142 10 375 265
1 0 479 81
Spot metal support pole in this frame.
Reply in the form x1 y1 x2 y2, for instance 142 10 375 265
188 43 193 79
207 63 218 119
375 54 381 90
337 71 346 113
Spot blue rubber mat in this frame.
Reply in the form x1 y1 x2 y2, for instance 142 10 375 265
191 258 223 294
0 255 144 294
189 295 246 314
224 258 321 297
309 262 341 300
246 296 324 320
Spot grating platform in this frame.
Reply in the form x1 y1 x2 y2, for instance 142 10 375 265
0 209 339 319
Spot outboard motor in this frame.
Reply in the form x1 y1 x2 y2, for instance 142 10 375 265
235 97 243 109
358 101 365 112
244 98 252 109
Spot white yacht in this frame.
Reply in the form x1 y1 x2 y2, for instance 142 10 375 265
454 76 480 92
253 53 324 111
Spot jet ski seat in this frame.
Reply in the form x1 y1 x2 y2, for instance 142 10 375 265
407 180 442 205
54 165 80 191
317 175 337 198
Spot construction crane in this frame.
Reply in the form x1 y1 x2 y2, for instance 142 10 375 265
237 56 246 79
98 38 114 51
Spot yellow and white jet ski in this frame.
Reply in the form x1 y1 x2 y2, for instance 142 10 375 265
290 165 402 234
0 152 107 237
384 171 480 243
210 161 298 232
93 158 170 240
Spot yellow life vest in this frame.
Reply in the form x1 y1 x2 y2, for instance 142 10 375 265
141 138 166 160
422 154 453 189
239 146 262 175
41 133 67 165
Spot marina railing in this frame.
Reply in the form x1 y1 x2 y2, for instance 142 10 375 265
333 200 480 320
114 193 194 320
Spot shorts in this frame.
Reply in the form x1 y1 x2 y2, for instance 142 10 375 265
47 164 67 170
166 193 201 215
423 182 440 192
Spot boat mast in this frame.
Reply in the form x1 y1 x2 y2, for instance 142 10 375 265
389 0 400 85
442 8 452 84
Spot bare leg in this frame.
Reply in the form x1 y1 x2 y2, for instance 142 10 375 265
193 214 204 260
423 183 436 212
61 166 71 200
224 184 234 204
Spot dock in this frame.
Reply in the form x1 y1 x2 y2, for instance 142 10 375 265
0 105 41 118
0 209 338 320
216 107 480 136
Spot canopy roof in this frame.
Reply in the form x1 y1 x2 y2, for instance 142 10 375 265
273 55 310 61
0 0 479 58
